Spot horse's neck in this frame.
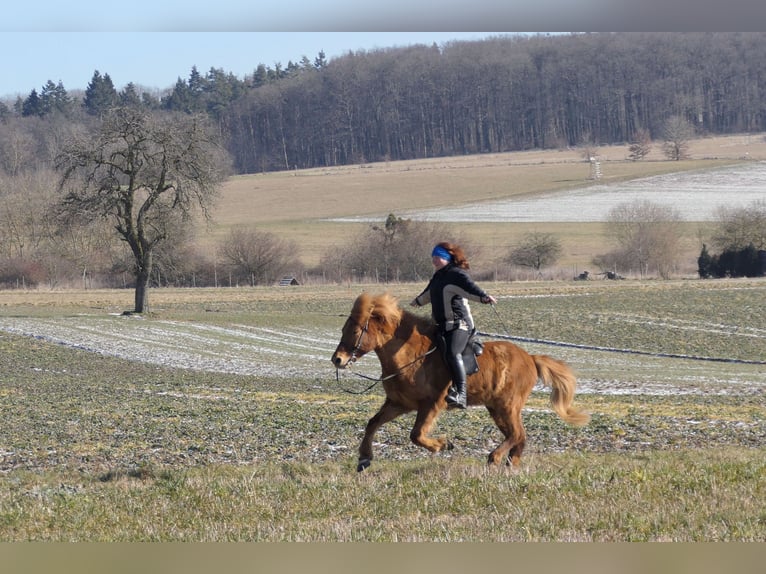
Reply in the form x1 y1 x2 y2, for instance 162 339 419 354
376 319 435 374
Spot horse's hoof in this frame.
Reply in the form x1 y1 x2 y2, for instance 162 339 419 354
357 458 371 472
445 440 454 451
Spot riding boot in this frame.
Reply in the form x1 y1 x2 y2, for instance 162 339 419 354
446 354 468 410
446 379 467 410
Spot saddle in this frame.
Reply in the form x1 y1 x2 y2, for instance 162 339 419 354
435 329 484 375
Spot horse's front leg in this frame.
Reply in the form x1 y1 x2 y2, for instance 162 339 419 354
410 400 453 454
358 398 410 472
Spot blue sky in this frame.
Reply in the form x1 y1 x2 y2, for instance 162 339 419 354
0 32 507 98
1 0 594 98
2 1 762 98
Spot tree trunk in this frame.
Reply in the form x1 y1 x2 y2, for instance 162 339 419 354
133 253 152 313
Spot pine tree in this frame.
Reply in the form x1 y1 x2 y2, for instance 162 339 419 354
21 89 43 117
697 244 713 278
40 80 71 116
314 50 327 69
120 82 143 107
83 70 119 116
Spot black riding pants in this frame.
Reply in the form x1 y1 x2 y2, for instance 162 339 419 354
443 328 471 386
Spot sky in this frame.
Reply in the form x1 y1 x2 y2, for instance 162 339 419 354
2 1 764 98
0 32 506 98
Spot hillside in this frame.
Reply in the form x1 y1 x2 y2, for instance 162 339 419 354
203 133 766 274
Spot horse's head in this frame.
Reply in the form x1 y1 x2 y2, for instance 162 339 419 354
331 292 401 369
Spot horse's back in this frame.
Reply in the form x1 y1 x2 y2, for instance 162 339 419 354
470 340 538 402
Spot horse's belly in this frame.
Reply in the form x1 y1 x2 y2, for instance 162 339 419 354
382 381 431 409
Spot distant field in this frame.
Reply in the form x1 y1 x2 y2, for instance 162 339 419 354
202 133 766 271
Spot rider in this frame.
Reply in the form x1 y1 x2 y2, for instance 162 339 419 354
410 242 496 409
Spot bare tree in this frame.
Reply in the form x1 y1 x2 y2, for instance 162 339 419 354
507 232 563 273
55 107 229 312
710 199 766 251
600 199 685 278
218 226 301 285
661 115 694 161
319 214 462 283
0 121 37 176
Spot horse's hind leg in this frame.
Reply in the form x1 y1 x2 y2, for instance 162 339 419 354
410 401 453 454
358 398 409 472
486 403 526 467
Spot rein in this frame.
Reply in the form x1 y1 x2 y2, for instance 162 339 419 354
337 346 437 394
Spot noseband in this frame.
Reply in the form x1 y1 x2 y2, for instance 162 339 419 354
347 313 372 362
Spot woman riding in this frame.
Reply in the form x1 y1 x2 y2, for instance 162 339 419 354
410 242 497 409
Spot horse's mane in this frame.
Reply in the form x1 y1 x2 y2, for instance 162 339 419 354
352 292 435 335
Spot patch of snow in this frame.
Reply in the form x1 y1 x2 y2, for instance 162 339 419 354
329 162 766 223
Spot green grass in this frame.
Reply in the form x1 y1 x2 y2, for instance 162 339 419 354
0 280 764 540
2 450 764 541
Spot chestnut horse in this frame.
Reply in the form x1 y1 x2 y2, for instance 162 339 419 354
331 292 589 472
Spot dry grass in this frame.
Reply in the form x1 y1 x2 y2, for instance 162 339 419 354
2 450 764 541
199 133 766 268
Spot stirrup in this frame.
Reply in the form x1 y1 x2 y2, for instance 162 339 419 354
446 390 467 410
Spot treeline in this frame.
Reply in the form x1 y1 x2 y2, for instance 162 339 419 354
3 33 766 175
225 32 766 173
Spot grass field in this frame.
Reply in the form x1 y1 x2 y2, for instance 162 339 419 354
1 278 764 541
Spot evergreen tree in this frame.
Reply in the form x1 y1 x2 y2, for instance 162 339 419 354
697 244 713 278
251 64 269 88
314 50 327 69
83 70 119 116
120 82 143 107
40 80 71 116
21 89 43 117
163 78 193 112
141 91 161 110
188 66 205 96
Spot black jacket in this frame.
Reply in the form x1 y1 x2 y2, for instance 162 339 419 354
413 264 489 332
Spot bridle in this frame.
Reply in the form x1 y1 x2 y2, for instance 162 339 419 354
335 311 437 394
347 313 372 364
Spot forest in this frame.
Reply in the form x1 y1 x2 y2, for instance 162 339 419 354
2 32 766 175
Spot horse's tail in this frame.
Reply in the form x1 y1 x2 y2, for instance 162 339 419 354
533 355 590 427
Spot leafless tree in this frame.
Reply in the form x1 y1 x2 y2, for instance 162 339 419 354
319 215 463 283
599 199 685 278
0 121 37 176
710 199 766 251
218 226 302 285
507 232 563 272
661 115 694 161
55 107 229 312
